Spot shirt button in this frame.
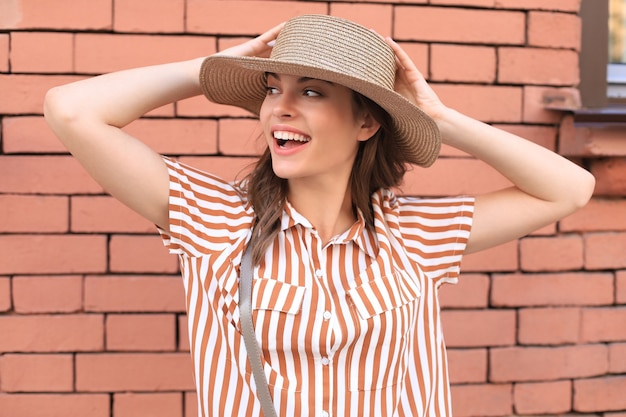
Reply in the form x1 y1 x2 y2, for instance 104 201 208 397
315 269 324 278
321 411 330 417
323 310 332 320
321 357 330 366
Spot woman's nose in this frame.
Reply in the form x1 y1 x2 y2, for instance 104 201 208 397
272 93 295 118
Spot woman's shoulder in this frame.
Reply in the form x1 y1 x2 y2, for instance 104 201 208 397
375 187 474 213
162 156 247 199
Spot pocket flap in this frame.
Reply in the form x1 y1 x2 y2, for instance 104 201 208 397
253 278 306 315
347 270 421 320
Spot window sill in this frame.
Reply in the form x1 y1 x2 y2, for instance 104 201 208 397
573 104 626 124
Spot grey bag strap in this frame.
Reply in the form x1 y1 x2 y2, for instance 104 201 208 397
239 242 278 417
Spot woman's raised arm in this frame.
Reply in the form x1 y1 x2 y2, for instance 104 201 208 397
44 22 284 232
386 38 595 254
44 58 204 231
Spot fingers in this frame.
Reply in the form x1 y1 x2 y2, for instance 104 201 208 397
385 37 428 82
258 21 285 45
215 21 285 58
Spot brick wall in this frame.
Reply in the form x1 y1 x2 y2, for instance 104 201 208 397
1 1 625 416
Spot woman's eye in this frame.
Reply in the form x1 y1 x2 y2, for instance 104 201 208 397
266 86 279 95
303 89 321 97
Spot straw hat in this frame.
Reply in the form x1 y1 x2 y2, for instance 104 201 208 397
199 14 441 167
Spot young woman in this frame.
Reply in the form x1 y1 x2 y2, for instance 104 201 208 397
44 14 594 417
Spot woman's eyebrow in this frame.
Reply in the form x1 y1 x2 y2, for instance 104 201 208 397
266 72 335 86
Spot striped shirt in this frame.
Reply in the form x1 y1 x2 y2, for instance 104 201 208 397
159 157 474 417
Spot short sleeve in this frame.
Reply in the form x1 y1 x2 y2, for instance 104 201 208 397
157 156 254 257
397 195 474 284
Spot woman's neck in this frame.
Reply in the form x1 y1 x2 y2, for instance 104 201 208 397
287 179 356 244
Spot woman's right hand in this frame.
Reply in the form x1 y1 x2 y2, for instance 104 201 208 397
216 22 285 58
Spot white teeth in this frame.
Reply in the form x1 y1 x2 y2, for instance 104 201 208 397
273 131 310 142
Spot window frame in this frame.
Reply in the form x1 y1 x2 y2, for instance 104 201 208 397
578 0 626 121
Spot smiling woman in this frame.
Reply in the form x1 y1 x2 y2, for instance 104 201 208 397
42 13 594 417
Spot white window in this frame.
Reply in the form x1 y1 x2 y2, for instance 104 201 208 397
608 0 626 98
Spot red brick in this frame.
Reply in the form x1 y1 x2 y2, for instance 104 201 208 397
330 3 393 37
0 156 103 194
178 156 258 183
177 94 253 118
514 380 572 415
495 0 580 12
218 119 265 156
0 354 73 392
106 314 176 351
0 314 104 353
590 158 626 196
491 272 614 307
113 0 185 33
490 344 608 382
585 233 626 270
0 33 8 72
178 315 190 352
10 32 73 73
431 0 493 8
618 271 626 304
76 353 194 391
581 307 626 343
109 235 178 273
2 116 67 153
574 376 626 412
0 235 107 275
0 195 68 233
0 0 112 30
71 196 155 234
520 235 584 271
518 307 581 345
402 157 513 197
609 343 626 374
522 86 567 124
186 1 327 34
433 84 523 123
123 118 218 155
431 44 496 83
74 34 217 74
0 74 83 115
499 47 579 85
114 393 183 417
559 115 626 158
84 275 185 313
528 11 581 49
0 393 110 417
460 240 519 273
442 310 516 347
439 274 490 309
13 276 82 314
0 277 10 312
184 391 198 417
447 348 488 384
395 7 525 44
561 198 626 232
450 383 513 417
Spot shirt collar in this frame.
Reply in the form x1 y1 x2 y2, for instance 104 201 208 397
279 201 378 259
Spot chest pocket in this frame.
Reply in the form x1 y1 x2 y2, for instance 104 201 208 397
253 278 306 314
345 269 421 392
347 269 421 320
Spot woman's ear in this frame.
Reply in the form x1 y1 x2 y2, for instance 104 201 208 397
357 112 381 142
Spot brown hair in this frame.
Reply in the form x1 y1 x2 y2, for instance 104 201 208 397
244 92 408 265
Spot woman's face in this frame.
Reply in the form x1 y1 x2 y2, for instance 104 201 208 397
259 73 379 187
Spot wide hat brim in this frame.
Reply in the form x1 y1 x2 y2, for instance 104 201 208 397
199 15 441 167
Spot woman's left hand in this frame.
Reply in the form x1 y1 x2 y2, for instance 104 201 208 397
385 37 448 122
